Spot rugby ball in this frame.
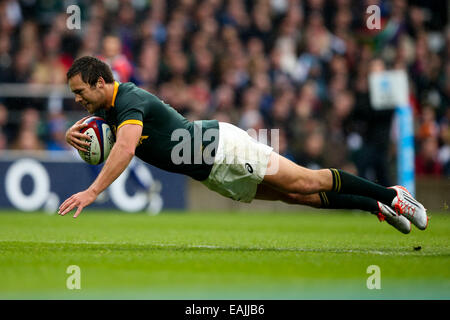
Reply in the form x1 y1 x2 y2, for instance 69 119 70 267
78 116 115 165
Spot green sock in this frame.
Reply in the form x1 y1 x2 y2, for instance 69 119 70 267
329 168 397 205
319 191 379 213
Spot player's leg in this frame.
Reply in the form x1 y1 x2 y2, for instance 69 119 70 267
263 152 396 203
262 152 426 230
318 191 410 234
256 184 382 212
254 185 411 234
254 184 322 207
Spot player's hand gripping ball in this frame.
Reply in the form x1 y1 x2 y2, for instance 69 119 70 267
78 116 115 165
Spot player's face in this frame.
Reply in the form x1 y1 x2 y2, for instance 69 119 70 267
69 74 106 113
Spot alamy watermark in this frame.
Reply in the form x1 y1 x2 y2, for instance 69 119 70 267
170 124 280 175
66 5 81 30
366 5 381 30
66 265 81 290
366 265 381 290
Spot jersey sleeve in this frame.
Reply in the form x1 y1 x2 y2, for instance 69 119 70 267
115 99 145 132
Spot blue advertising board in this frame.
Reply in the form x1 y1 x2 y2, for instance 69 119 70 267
0 152 186 212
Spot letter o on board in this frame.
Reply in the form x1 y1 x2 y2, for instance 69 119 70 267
5 159 50 211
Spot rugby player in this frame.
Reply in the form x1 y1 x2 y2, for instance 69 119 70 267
59 56 429 234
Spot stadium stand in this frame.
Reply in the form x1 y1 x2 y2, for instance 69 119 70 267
0 0 448 180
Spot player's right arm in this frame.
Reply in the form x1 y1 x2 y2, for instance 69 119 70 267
65 116 91 152
58 123 142 218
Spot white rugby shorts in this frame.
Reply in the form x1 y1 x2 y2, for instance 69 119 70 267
201 122 273 203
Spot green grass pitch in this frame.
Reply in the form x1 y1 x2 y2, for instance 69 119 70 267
0 210 449 299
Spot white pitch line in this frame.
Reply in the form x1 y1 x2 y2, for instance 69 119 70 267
0 239 439 256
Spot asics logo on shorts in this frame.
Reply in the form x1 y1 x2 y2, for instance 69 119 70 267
245 163 253 174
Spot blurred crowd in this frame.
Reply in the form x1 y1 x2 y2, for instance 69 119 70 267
0 0 449 180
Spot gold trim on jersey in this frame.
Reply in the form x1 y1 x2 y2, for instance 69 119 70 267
117 119 144 132
138 136 149 146
111 81 119 107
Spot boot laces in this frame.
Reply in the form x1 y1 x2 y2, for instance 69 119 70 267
394 199 416 218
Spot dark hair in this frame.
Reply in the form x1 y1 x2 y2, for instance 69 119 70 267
66 56 115 86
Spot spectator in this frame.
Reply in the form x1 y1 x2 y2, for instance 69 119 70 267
350 58 395 185
0 103 13 143
0 129 6 153
10 108 44 151
415 137 443 176
45 112 70 151
99 35 133 83
296 129 326 170
10 128 44 151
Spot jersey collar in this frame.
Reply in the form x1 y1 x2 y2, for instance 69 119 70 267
111 81 120 107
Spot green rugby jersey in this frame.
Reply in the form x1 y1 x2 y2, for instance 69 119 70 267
95 81 219 181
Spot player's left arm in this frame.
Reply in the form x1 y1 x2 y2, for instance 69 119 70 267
58 123 143 218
